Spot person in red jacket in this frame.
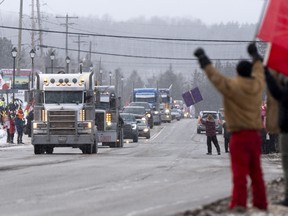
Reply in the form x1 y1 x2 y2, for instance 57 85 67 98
201 114 221 155
9 115 15 144
194 43 267 212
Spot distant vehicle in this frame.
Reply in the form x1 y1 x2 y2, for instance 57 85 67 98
122 106 147 120
136 118 151 139
171 108 182 121
132 88 161 126
197 111 223 134
129 102 154 128
120 113 138 142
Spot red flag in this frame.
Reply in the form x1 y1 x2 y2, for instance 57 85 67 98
265 43 288 75
257 0 288 49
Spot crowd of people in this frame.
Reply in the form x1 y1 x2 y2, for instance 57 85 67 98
0 97 33 144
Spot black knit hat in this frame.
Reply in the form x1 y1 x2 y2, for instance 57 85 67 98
236 60 252 77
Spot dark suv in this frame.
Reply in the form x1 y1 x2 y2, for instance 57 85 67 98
120 113 139 142
197 111 223 134
129 102 154 128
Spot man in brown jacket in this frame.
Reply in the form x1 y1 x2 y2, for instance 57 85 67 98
194 43 267 211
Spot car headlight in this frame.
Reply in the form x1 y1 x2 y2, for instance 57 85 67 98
154 111 159 114
164 109 170 114
143 128 149 132
146 113 151 118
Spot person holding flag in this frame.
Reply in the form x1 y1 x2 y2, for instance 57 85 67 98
194 43 267 212
264 68 288 207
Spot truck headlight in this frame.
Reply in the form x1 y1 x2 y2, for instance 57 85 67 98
80 109 86 121
41 109 47 122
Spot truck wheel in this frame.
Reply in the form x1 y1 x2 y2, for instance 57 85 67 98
46 147 54 154
92 141 98 154
34 145 44 154
82 144 92 154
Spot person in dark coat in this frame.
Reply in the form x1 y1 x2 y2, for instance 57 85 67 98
26 110 34 137
265 68 288 207
15 114 24 144
201 114 221 155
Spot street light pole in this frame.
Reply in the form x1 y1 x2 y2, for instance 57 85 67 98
29 49 35 89
109 71 112 85
11 47 17 103
50 51 55 73
79 61 83 74
121 76 124 108
65 56 70 73
99 69 103 85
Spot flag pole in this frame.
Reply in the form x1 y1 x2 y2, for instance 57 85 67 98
253 0 269 41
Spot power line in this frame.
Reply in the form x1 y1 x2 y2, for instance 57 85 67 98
0 25 262 43
39 44 248 61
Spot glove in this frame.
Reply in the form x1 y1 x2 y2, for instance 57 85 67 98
194 48 211 69
247 43 263 61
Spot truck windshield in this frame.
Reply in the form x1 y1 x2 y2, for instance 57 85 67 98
45 91 83 104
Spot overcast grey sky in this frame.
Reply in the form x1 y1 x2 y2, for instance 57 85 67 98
1 0 266 25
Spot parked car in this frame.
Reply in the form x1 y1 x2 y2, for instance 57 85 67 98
136 118 151 139
120 113 139 142
171 108 181 121
129 102 154 128
197 111 223 134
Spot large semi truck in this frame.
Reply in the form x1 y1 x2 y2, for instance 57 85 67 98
159 87 173 123
94 85 124 148
132 88 161 125
31 72 98 154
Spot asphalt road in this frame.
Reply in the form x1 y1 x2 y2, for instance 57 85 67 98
0 119 283 216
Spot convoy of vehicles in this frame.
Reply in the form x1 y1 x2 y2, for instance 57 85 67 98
132 88 161 126
94 85 124 148
31 72 98 154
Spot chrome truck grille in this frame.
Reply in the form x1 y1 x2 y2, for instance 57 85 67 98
48 110 77 135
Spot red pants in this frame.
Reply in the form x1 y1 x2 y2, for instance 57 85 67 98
229 130 267 209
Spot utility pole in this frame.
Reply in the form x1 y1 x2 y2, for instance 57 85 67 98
31 0 35 49
72 34 88 65
16 0 23 75
56 14 78 57
36 0 43 56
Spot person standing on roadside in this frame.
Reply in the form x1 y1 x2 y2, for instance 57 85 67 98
9 115 15 144
264 68 288 207
3 114 10 143
194 43 267 212
201 114 221 155
15 114 24 144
